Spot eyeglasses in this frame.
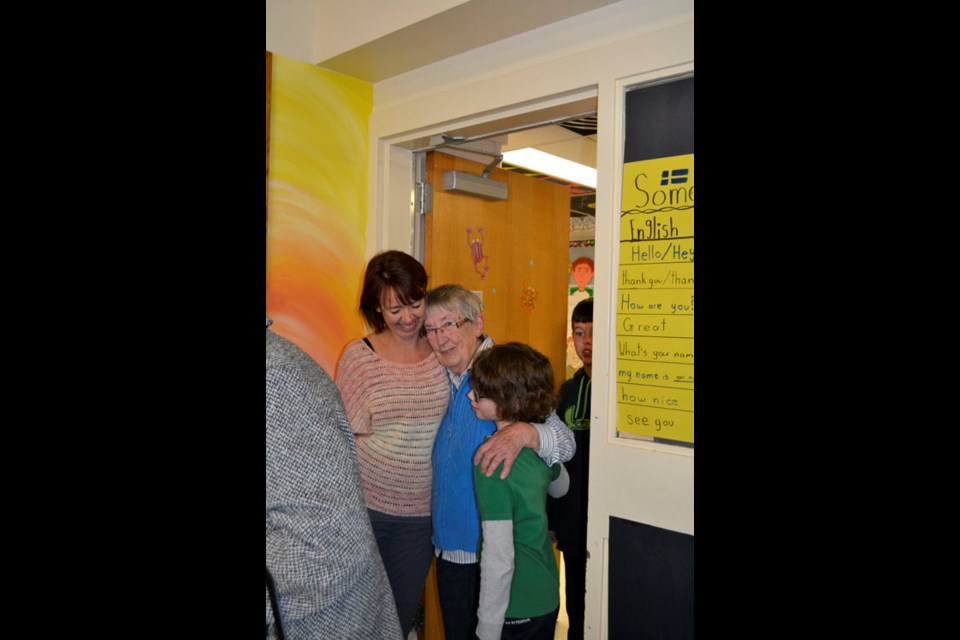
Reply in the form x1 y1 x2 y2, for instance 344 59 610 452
471 387 484 401
423 318 470 338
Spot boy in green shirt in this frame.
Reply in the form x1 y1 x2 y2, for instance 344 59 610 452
469 343 569 640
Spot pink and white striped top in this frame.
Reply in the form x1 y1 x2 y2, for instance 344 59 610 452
335 338 449 517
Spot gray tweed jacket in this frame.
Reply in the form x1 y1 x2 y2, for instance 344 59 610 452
266 318 403 639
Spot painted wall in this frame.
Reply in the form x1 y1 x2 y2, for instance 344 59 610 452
266 53 373 376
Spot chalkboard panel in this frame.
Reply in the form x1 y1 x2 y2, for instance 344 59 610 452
608 516 694 639
624 77 694 162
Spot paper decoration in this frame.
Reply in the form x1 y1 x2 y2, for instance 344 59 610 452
466 227 489 280
520 285 537 313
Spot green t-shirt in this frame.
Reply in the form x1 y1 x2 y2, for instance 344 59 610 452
474 448 560 618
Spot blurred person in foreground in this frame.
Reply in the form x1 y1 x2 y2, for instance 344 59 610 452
266 316 403 639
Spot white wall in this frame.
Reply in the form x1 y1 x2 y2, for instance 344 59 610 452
367 2 694 637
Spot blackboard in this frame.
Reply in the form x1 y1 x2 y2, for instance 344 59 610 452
624 78 695 163
608 516 694 639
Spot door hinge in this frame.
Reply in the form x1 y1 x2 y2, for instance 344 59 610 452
415 182 432 215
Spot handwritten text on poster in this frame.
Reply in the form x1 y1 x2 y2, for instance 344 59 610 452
616 154 694 445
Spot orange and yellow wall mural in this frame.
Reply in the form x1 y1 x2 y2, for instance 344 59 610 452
266 53 372 376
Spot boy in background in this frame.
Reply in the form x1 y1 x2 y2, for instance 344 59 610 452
469 343 569 640
548 297 592 640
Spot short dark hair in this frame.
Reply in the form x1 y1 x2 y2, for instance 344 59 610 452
471 342 555 423
572 297 593 324
359 251 427 332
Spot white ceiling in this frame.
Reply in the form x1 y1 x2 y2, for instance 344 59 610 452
317 0 623 83
266 0 624 202
266 0 623 82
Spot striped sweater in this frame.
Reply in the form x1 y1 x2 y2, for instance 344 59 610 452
335 338 449 517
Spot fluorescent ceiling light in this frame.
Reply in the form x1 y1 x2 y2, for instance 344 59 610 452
501 148 597 189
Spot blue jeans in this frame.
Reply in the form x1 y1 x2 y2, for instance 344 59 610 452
436 557 480 640
368 510 434 637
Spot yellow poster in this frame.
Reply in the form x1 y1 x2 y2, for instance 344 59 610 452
617 154 694 445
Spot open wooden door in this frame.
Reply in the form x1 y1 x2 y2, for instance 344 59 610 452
421 149 571 640
424 150 570 383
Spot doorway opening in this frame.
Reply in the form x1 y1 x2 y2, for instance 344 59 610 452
399 97 599 382
386 93 598 640
409 110 596 269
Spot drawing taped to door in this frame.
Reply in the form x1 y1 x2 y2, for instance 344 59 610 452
466 226 489 279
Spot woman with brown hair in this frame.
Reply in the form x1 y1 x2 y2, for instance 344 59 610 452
335 250 449 638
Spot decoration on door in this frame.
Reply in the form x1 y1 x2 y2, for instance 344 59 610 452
520 285 537 313
570 256 595 297
565 256 595 372
466 227 489 279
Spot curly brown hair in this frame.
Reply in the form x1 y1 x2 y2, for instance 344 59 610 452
470 342 555 423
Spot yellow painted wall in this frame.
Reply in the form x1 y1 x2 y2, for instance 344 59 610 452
266 53 373 376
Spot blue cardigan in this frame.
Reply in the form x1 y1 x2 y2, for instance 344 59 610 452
431 371 496 554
